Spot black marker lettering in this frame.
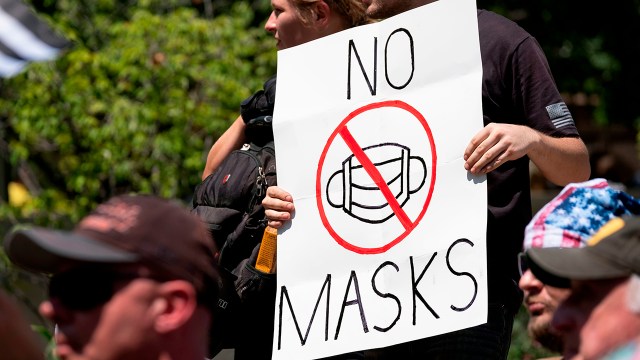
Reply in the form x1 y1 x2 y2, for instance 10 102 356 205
347 38 377 99
372 261 402 332
385 28 415 90
278 274 331 349
410 254 440 324
446 239 478 312
335 270 369 340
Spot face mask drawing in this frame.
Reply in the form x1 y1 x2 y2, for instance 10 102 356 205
326 143 427 224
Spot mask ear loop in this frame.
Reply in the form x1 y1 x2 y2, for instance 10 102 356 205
627 274 640 314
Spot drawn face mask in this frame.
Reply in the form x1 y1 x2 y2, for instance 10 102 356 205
326 143 426 224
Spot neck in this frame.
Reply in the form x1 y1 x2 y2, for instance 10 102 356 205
378 0 438 19
414 0 438 8
157 348 206 360
157 330 208 360
322 15 350 38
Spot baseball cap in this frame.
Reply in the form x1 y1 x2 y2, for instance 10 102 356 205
523 178 640 251
3 195 219 297
527 216 640 288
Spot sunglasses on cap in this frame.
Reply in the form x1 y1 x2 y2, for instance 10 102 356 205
48 268 160 311
517 252 529 277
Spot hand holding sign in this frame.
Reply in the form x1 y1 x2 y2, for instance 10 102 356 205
464 123 540 174
263 186 295 229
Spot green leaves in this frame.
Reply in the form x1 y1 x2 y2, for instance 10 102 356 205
1 1 276 224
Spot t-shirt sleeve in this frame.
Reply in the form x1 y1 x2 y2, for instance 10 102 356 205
511 37 580 138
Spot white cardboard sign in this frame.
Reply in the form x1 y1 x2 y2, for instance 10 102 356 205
271 0 487 358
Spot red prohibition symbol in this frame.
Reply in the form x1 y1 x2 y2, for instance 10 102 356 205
316 100 437 254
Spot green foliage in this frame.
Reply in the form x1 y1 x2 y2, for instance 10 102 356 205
0 2 276 225
31 324 58 360
1 4 275 358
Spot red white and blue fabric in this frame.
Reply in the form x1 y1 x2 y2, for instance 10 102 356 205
523 178 640 250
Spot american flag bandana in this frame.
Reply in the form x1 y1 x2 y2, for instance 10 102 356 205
523 178 640 250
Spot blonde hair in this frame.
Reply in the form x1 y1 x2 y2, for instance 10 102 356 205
292 0 370 28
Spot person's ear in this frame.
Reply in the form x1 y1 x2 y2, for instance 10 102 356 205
313 1 331 26
153 281 198 334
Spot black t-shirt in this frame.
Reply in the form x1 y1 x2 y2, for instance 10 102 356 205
478 9 580 301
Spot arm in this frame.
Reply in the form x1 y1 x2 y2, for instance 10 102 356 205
262 186 295 229
202 116 247 180
464 123 590 186
0 291 44 360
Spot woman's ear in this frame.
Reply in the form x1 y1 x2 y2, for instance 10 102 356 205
314 1 331 26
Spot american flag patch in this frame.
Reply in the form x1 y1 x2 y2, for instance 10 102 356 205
546 102 575 129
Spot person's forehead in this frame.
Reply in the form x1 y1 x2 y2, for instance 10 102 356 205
271 0 290 8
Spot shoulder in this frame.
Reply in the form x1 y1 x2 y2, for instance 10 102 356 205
477 9 532 52
477 9 528 37
264 74 277 93
241 74 277 122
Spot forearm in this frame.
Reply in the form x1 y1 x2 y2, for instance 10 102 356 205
528 132 590 186
202 116 247 180
0 291 44 360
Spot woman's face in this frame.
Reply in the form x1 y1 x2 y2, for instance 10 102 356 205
265 0 322 50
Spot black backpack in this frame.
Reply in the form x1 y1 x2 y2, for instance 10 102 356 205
192 130 277 271
192 76 279 358
192 75 277 272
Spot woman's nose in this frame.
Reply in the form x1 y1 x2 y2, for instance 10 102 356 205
265 12 276 34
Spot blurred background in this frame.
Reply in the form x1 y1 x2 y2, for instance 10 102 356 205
1 0 639 359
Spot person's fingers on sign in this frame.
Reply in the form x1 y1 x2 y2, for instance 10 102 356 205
263 186 295 229
464 123 540 174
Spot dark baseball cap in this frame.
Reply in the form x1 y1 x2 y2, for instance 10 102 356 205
526 216 640 288
3 194 219 296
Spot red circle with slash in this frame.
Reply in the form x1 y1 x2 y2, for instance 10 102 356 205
316 100 437 254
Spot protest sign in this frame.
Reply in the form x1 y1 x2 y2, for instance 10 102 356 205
272 0 486 358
